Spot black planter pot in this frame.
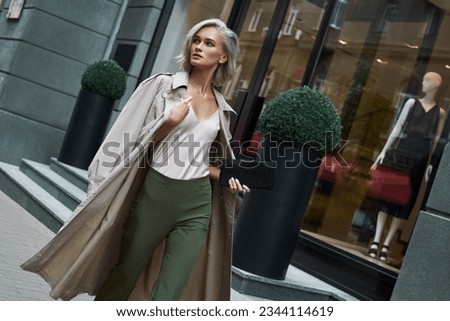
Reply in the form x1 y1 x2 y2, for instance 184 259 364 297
58 88 115 169
232 138 322 280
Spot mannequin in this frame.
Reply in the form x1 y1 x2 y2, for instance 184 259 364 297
368 72 445 261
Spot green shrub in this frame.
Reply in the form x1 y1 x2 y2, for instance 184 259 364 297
81 60 126 100
259 86 342 155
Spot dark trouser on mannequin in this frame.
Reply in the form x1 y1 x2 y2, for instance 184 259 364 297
95 168 211 301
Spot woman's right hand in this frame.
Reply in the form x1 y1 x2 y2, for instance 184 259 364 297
153 96 193 145
167 96 193 126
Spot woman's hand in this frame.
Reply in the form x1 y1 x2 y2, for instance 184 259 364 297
153 96 193 144
167 96 193 126
228 177 250 194
208 166 250 194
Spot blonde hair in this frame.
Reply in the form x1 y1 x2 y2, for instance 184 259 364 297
176 18 240 86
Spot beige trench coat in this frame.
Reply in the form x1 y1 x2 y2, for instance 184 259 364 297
21 71 237 301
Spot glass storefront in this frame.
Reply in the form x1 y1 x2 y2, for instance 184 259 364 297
303 0 450 272
224 0 329 152
218 0 449 279
261 0 326 99
222 0 278 103
149 0 450 299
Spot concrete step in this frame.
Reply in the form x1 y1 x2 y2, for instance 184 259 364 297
20 159 86 211
0 162 71 233
49 157 88 192
231 266 358 301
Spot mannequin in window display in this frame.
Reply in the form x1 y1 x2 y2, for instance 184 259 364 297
368 71 445 262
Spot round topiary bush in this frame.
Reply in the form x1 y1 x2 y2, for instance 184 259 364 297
81 60 126 100
259 86 342 155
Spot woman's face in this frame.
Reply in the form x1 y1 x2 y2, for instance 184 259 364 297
190 26 228 71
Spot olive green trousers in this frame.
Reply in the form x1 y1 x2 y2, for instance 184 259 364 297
95 168 212 301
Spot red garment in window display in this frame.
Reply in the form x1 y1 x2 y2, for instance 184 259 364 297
368 166 412 206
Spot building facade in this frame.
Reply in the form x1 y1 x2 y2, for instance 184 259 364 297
1 0 449 300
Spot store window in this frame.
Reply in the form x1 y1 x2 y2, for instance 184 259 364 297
302 0 450 271
232 0 327 155
221 0 278 104
259 0 326 99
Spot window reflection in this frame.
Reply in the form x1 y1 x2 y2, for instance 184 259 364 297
304 0 450 271
156 0 450 273
229 0 327 158
222 0 277 107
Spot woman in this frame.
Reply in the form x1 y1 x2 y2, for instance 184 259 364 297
21 18 247 301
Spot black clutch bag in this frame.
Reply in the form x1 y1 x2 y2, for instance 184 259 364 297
219 159 276 190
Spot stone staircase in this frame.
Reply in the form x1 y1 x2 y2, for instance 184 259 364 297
0 158 88 233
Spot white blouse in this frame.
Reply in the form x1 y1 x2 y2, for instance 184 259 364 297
151 105 220 180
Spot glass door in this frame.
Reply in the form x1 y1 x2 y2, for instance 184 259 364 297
222 0 278 105
224 0 330 150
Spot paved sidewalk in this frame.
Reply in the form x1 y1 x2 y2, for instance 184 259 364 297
0 189 352 301
0 190 256 301
0 190 92 301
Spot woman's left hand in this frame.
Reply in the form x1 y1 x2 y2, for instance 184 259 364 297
228 177 250 194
